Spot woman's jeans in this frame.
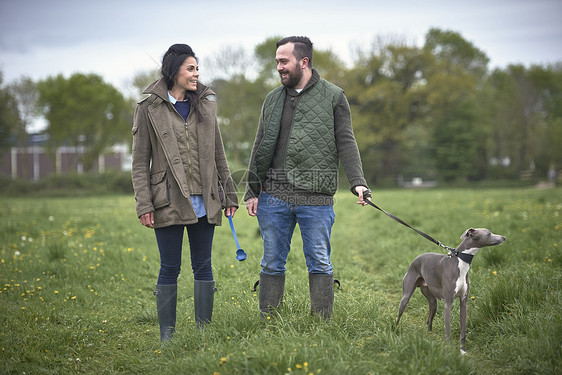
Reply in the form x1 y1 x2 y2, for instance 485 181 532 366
257 191 335 275
154 217 215 284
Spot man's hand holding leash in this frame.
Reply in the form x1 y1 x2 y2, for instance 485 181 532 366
355 186 371 206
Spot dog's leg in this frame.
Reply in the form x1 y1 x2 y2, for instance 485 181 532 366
396 273 419 325
420 285 437 332
459 297 467 353
443 299 452 341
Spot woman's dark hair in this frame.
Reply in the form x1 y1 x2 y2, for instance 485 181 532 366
276 36 313 67
161 43 205 121
161 44 198 90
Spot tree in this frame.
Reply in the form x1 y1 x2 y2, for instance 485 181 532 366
208 45 271 169
526 63 562 179
205 45 263 168
344 28 493 183
0 72 22 152
128 69 159 99
311 49 349 86
212 76 268 169
36 73 131 172
254 35 283 87
424 28 489 79
346 36 433 184
7 76 38 146
422 28 490 182
485 63 562 180
204 45 256 81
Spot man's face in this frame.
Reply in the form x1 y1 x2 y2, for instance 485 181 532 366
275 43 303 89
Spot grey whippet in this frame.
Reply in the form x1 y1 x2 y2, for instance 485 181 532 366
396 228 506 352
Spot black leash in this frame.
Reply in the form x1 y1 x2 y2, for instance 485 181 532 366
362 190 458 255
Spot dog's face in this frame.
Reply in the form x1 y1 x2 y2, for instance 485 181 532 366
461 228 506 247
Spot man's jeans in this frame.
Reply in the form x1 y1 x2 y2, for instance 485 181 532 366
257 191 335 275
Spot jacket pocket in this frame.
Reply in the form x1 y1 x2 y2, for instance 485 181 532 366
150 170 170 210
217 179 226 208
131 125 138 151
211 180 226 209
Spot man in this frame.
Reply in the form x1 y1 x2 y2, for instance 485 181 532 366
245 36 370 320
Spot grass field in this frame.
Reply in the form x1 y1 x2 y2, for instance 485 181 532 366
1 187 560 374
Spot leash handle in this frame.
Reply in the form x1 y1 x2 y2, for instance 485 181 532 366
362 189 456 253
228 216 241 250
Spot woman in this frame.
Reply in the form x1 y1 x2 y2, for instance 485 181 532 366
131 44 238 341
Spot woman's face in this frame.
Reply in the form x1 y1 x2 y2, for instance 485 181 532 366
173 56 199 92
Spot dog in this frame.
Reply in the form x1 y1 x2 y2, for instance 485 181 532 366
396 228 506 352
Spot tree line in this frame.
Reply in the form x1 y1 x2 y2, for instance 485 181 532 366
1 28 560 186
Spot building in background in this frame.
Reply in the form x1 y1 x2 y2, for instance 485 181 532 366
0 134 131 181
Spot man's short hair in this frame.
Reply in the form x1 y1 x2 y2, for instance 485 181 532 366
277 36 313 67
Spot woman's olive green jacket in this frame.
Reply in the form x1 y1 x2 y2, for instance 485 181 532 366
131 79 238 228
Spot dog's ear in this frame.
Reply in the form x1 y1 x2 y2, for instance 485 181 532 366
461 228 476 239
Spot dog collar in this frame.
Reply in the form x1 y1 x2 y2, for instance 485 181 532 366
457 252 474 264
450 249 474 264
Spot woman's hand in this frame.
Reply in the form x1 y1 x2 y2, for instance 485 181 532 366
225 206 238 218
139 212 154 228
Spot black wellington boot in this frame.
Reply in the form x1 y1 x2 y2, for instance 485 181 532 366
309 273 334 320
258 273 285 318
154 284 177 342
194 280 216 329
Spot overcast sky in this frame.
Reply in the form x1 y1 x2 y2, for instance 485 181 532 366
1 0 561 98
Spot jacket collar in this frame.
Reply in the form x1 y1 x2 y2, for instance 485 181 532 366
143 78 168 100
143 78 211 102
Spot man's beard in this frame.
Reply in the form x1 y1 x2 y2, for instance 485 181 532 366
280 65 303 88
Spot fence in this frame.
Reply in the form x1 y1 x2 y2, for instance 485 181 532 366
0 144 131 181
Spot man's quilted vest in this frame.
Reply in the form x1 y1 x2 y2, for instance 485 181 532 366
250 79 343 195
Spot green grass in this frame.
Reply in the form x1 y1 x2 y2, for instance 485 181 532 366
1 188 560 374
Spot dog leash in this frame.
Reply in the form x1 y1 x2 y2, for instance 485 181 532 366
363 190 457 254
